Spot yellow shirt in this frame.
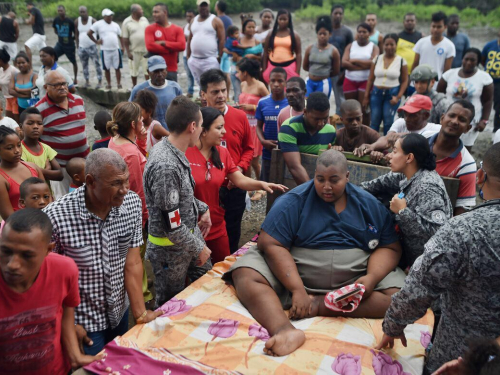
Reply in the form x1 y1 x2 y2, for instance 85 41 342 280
21 141 57 169
397 38 417 74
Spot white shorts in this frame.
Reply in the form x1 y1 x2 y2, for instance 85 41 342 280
25 33 46 51
460 125 480 147
128 51 147 77
0 41 17 60
101 49 123 71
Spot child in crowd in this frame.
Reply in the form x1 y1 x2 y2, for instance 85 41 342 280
0 100 20 134
0 125 44 220
66 157 86 193
133 89 169 154
20 107 63 182
19 177 52 209
224 25 246 57
91 110 112 151
0 209 101 375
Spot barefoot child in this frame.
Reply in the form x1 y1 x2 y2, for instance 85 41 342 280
0 209 101 374
0 125 44 219
133 89 169 155
65 157 85 193
91 110 112 151
20 107 63 182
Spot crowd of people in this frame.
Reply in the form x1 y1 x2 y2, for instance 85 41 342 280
1 2 500 375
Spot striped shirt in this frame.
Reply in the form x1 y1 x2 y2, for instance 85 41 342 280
36 93 89 166
428 133 477 209
278 114 336 155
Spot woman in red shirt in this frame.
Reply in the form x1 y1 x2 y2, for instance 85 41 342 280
186 107 287 263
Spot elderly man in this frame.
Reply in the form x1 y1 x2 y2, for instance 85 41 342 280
224 150 405 356
35 71 88 198
75 6 102 88
376 143 500 374
145 3 185 82
187 0 225 85
44 149 161 355
53 5 78 84
278 92 336 185
200 69 253 253
88 9 122 89
277 77 307 128
129 56 182 130
122 4 149 87
144 96 212 307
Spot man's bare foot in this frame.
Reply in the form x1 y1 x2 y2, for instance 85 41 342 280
264 327 305 357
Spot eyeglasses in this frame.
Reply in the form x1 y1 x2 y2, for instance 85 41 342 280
46 82 68 89
205 161 212 181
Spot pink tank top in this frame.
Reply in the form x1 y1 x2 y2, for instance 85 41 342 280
0 162 39 211
238 93 262 127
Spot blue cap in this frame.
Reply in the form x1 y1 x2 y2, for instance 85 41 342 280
147 56 167 72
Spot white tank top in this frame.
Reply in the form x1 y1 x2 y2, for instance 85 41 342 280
190 14 218 59
345 41 374 82
77 16 94 49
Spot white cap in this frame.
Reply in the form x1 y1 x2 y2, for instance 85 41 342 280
102 8 114 17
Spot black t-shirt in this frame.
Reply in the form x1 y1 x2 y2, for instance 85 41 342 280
30 7 44 35
398 30 422 45
53 16 74 46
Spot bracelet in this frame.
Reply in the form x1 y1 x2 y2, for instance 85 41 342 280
253 105 257 111
135 310 147 324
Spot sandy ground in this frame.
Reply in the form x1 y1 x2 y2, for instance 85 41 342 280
11 15 496 249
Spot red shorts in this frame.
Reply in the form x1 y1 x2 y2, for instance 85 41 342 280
205 234 231 265
250 126 262 157
343 77 367 93
5 97 19 114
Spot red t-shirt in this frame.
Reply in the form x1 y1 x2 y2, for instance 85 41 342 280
145 23 185 72
0 253 80 375
186 146 238 240
221 106 254 174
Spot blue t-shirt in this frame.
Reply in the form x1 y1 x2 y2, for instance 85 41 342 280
262 180 398 252
446 33 470 69
219 15 233 34
129 80 182 130
482 39 500 83
225 37 243 55
255 95 288 160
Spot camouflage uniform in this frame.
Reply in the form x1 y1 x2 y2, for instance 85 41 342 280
361 169 453 267
144 138 212 307
381 202 500 373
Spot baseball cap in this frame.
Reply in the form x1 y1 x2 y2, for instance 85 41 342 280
410 65 437 81
148 55 167 72
398 94 432 113
102 8 114 17
196 0 210 5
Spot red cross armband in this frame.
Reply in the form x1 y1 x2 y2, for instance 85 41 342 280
161 208 182 230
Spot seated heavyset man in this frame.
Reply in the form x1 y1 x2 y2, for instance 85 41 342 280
278 92 336 185
376 143 500 374
224 150 406 356
43 148 161 355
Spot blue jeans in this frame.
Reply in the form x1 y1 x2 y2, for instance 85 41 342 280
83 309 129 355
230 64 241 103
183 56 194 95
370 86 401 135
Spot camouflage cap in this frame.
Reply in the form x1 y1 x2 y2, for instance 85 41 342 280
410 65 438 81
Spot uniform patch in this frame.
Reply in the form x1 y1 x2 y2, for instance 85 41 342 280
368 239 379 250
168 190 179 205
168 209 181 229
431 210 446 224
367 224 378 233
155 30 163 38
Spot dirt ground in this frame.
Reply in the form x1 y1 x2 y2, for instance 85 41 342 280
11 15 497 249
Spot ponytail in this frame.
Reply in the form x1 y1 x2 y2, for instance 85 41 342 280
400 133 436 171
107 102 141 138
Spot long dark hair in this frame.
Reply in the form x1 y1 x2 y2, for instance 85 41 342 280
200 107 224 170
268 9 297 56
400 133 436 171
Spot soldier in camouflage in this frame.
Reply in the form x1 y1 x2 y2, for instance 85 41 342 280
144 96 212 307
361 133 452 267
376 143 500 374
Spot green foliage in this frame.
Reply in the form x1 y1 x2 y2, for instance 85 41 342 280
295 1 500 27
40 0 261 20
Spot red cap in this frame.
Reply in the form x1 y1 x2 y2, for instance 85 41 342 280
398 94 432 113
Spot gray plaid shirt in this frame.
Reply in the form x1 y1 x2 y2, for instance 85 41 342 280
44 186 143 332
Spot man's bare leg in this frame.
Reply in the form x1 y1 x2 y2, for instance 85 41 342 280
72 62 78 85
232 268 305 356
308 288 400 318
25 45 32 63
132 76 137 87
116 69 122 88
104 69 111 88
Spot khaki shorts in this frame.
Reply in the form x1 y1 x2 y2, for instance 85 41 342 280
129 51 148 77
224 245 406 309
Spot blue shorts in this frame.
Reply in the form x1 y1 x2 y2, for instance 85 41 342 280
306 77 332 98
